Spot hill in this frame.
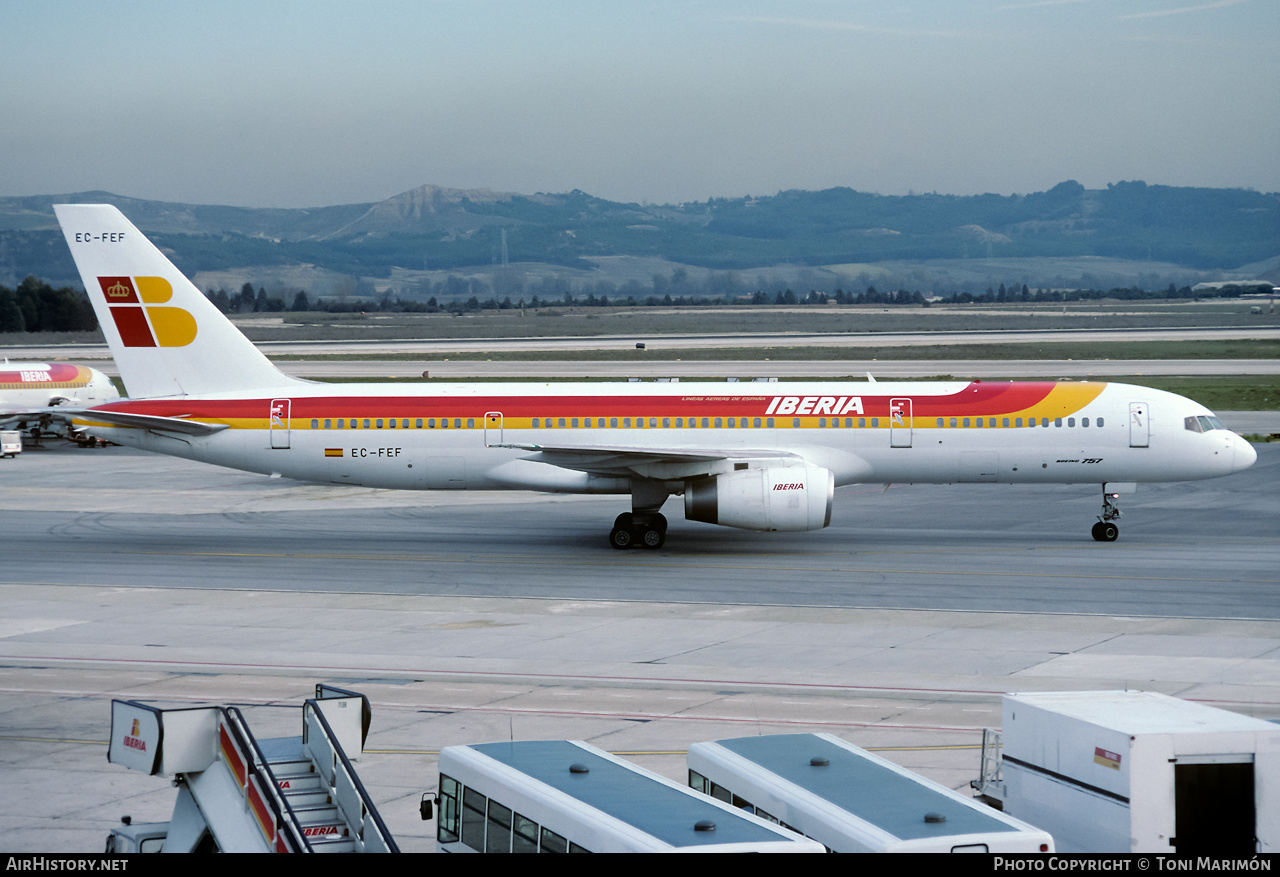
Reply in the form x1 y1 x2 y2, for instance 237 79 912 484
1 181 1275 298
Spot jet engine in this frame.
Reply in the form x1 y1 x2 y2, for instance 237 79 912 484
685 464 834 531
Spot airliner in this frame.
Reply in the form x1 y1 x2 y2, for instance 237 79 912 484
1 359 119 441
50 204 1255 548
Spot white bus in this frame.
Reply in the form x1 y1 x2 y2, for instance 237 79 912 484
688 733 1054 853
433 740 825 853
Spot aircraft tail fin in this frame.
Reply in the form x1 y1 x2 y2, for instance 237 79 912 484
54 204 299 398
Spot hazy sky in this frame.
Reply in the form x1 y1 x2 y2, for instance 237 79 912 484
3 0 1276 208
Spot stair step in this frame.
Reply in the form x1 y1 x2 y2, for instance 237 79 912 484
283 789 332 808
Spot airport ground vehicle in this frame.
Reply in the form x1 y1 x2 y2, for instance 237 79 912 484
688 733 1053 853
105 684 396 853
1 430 20 457
431 740 825 852
979 691 1279 854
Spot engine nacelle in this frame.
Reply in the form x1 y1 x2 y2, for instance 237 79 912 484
685 464 834 531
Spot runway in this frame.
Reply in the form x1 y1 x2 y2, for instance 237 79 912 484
2 443 1277 851
7 322 1279 362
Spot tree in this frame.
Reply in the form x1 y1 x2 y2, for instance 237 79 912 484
0 288 25 332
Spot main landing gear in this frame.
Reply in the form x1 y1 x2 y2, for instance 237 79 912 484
1092 488 1122 542
609 513 667 550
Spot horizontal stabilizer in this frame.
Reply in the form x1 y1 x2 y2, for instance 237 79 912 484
62 408 229 436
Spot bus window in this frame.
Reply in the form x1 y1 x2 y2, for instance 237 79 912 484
461 786 487 851
513 813 538 853
488 800 513 852
438 775 460 843
540 826 568 854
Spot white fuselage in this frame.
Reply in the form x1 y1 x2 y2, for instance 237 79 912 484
77 378 1255 496
0 362 119 412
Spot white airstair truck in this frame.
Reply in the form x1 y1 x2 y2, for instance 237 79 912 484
105 684 398 853
973 690 1279 855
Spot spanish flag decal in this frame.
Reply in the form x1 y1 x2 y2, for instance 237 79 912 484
1094 747 1122 770
324 448 343 457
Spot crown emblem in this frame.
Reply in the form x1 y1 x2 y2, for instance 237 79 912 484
106 280 131 298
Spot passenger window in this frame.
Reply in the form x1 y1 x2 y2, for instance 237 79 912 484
466 419 473 428
649 418 657 428
1054 418 1062 427
311 419 318 429
558 418 565 428
702 418 709 428
714 418 722 428
1097 417 1105 427
662 418 670 428
623 418 631 428
1082 417 1089 427
388 419 395 428
754 418 762 427
1016 418 1023 427
363 419 371 429
571 418 578 428
610 418 618 428
1068 418 1075 427
871 418 879 428
767 418 774 427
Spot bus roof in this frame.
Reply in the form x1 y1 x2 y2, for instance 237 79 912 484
705 733 1018 841
469 740 808 849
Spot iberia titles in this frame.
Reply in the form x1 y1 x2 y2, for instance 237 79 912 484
764 396 864 416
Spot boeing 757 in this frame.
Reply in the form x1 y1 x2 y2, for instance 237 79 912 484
50 204 1255 548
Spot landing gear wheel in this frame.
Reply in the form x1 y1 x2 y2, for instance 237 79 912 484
608 512 667 549
1092 521 1118 542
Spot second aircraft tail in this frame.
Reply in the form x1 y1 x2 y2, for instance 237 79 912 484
54 204 299 398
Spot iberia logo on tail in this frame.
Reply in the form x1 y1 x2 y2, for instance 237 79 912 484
98 276 197 347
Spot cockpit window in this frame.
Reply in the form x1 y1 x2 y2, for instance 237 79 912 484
1185 415 1226 433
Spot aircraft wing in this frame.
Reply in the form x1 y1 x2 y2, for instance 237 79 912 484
492 441 801 480
0 405 69 427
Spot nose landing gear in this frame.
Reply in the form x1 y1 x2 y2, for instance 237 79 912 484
1092 489 1122 542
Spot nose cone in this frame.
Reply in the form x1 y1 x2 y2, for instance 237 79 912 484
1232 434 1258 473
